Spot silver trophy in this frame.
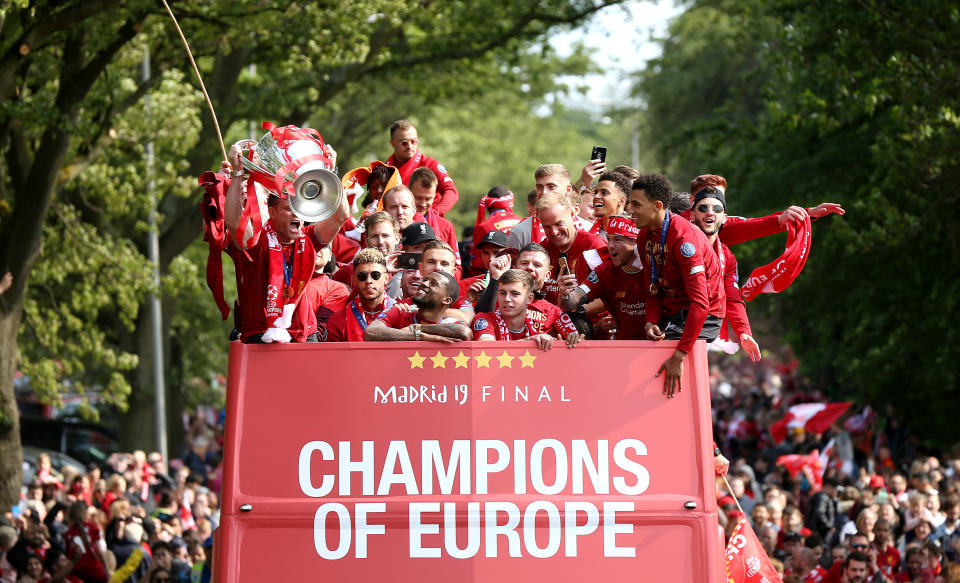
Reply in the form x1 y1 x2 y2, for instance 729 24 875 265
238 128 343 222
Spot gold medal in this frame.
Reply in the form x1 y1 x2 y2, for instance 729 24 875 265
283 285 295 298
649 283 658 295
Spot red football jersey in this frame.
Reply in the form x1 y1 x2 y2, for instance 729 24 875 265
386 151 459 215
578 258 646 339
232 224 318 341
638 213 724 353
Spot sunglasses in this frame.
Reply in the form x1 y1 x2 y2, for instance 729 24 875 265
850 543 868 550
696 204 725 214
356 271 384 282
155 579 170 583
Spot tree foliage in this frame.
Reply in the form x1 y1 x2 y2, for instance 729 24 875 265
636 0 960 445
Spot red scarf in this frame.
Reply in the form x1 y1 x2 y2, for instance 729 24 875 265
588 217 604 236
263 220 313 328
198 171 231 321
493 309 538 340
531 216 545 243
741 214 811 301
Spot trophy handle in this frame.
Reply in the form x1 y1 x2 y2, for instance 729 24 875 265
233 139 271 176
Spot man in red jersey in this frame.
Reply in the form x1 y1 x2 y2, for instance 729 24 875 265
333 212 402 298
560 215 646 339
385 120 458 215
394 240 474 323
303 246 350 340
408 167 462 277
223 144 349 343
587 171 631 241
537 193 607 305
473 242 550 314
687 180 761 361
472 269 582 350
686 174 845 246
471 186 521 276
627 173 724 397
461 230 511 305
326 249 394 342
365 271 471 342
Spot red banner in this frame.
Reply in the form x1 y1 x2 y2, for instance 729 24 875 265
216 341 722 582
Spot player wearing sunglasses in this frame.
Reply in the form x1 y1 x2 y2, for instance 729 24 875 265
385 120 459 215
688 178 762 362
325 249 395 342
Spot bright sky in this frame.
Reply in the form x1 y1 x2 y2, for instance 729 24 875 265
549 0 683 111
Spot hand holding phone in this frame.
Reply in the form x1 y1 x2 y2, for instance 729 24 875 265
397 252 422 270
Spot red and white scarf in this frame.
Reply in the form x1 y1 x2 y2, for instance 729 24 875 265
741 214 811 301
263 220 313 330
493 309 538 340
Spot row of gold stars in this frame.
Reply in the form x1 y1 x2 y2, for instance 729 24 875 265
408 350 538 370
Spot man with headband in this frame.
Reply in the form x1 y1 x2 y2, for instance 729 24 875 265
687 175 761 361
627 173 725 398
560 215 646 339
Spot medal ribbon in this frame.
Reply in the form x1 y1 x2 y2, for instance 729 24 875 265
350 295 395 331
649 210 671 294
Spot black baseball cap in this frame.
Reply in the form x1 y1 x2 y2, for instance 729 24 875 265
477 230 508 249
401 222 436 246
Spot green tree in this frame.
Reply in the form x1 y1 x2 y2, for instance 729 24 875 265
635 0 960 445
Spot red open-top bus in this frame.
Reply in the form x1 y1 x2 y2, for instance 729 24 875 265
215 340 723 582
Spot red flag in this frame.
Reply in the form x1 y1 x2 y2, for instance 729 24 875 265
725 517 783 582
741 215 811 301
776 449 824 491
769 402 852 443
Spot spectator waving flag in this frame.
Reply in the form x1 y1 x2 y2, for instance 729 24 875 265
725 517 783 582
776 449 824 491
769 401 852 443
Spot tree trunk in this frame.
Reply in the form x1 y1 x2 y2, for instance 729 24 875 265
0 305 24 507
119 306 158 452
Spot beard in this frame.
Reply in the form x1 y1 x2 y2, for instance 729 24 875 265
412 294 435 310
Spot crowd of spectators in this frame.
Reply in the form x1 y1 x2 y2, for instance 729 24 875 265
710 349 960 582
0 410 223 582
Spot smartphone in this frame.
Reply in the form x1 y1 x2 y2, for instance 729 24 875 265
591 146 607 163
397 252 422 270
557 256 569 275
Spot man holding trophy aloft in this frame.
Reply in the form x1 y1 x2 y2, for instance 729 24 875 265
224 122 350 344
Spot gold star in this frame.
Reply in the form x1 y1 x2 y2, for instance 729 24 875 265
452 350 471 368
408 351 426 369
474 350 492 368
496 350 514 368
519 350 537 368
430 351 448 369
